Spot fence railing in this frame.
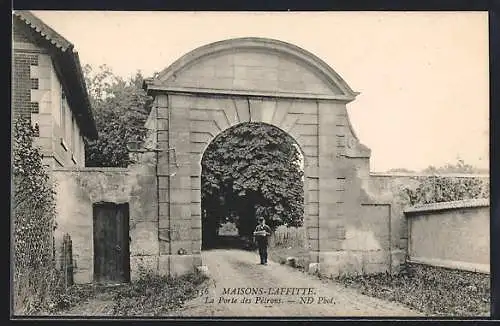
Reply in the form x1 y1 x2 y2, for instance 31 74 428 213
270 225 307 248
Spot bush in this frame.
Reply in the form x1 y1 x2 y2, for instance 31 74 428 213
401 176 489 206
112 269 209 316
14 266 65 314
12 117 59 314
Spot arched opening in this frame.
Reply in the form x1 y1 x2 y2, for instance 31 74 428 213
200 122 305 251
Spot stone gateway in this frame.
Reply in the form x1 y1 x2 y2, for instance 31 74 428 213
54 37 406 283
141 37 398 278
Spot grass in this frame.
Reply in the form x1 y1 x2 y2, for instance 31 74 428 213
268 246 310 271
112 269 209 316
15 269 209 316
267 226 489 317
336 263 490 317
13 266 83 315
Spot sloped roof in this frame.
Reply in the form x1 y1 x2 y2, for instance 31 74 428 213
14 10 73 52
13 11 98 140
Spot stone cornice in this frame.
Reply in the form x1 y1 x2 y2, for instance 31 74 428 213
145 85 356 102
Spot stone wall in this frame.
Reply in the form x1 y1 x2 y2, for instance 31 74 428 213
149 90 396 278
404 199 490 274
145 38 404 279
158 48 341 96
363 172 489 252
52 162 157 283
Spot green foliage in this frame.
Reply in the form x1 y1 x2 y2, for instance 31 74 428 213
112 270 208 316
336 263 490 316
14 266 68 314
201 122 304 240
421 159 488 174
402 176 489 206
394 159 489 206
12 117 58 314
12 117 56 272
83 64 153 167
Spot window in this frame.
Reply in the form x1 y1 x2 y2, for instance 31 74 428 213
79 135 85 164
60 88 66 130
59 88 69 151
72 119 80 165
66 110 72 155
51 70 61 125
72 117 76 155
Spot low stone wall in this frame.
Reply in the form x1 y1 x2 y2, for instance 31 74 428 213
52 162 157 283
404 198 490 274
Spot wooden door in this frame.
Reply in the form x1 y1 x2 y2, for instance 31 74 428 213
93 202 130 284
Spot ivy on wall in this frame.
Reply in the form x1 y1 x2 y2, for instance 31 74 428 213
401 176 489 206
12 117 59 313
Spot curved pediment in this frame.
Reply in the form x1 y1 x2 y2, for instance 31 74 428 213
146 37 359 101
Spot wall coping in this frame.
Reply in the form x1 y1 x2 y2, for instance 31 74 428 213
370 172 489 178
404 198 490 214
52 167 130 173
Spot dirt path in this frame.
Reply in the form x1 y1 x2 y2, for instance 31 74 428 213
58 292 115 316
167 249 423 317
59 249 423 317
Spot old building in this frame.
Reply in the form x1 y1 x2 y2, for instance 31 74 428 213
12 10 98 168
50 36 413 284
14 13 488 285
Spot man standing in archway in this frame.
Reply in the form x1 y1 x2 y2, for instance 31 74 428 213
253 217 272 265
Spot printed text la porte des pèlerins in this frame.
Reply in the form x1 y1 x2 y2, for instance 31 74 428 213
196 287 336 305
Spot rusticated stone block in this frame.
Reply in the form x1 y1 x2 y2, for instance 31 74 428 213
170 189 191 204
170 203 191 220
170 240 192 255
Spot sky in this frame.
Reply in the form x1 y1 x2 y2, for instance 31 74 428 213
29 11 489 172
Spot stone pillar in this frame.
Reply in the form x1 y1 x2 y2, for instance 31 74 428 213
309 100 350 276
156 93 202 276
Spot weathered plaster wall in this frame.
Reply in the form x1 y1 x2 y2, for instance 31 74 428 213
405 199 490 274
360 173 489 274
52 162 157 283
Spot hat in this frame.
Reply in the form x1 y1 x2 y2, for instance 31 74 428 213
258 217 264 221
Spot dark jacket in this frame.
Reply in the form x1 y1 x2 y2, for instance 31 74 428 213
254 224 272 245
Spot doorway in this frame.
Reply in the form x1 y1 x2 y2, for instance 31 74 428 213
93 202 131 284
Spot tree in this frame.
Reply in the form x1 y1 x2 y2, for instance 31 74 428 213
201 123 304 245
421 158 487 174
82 64 153 167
